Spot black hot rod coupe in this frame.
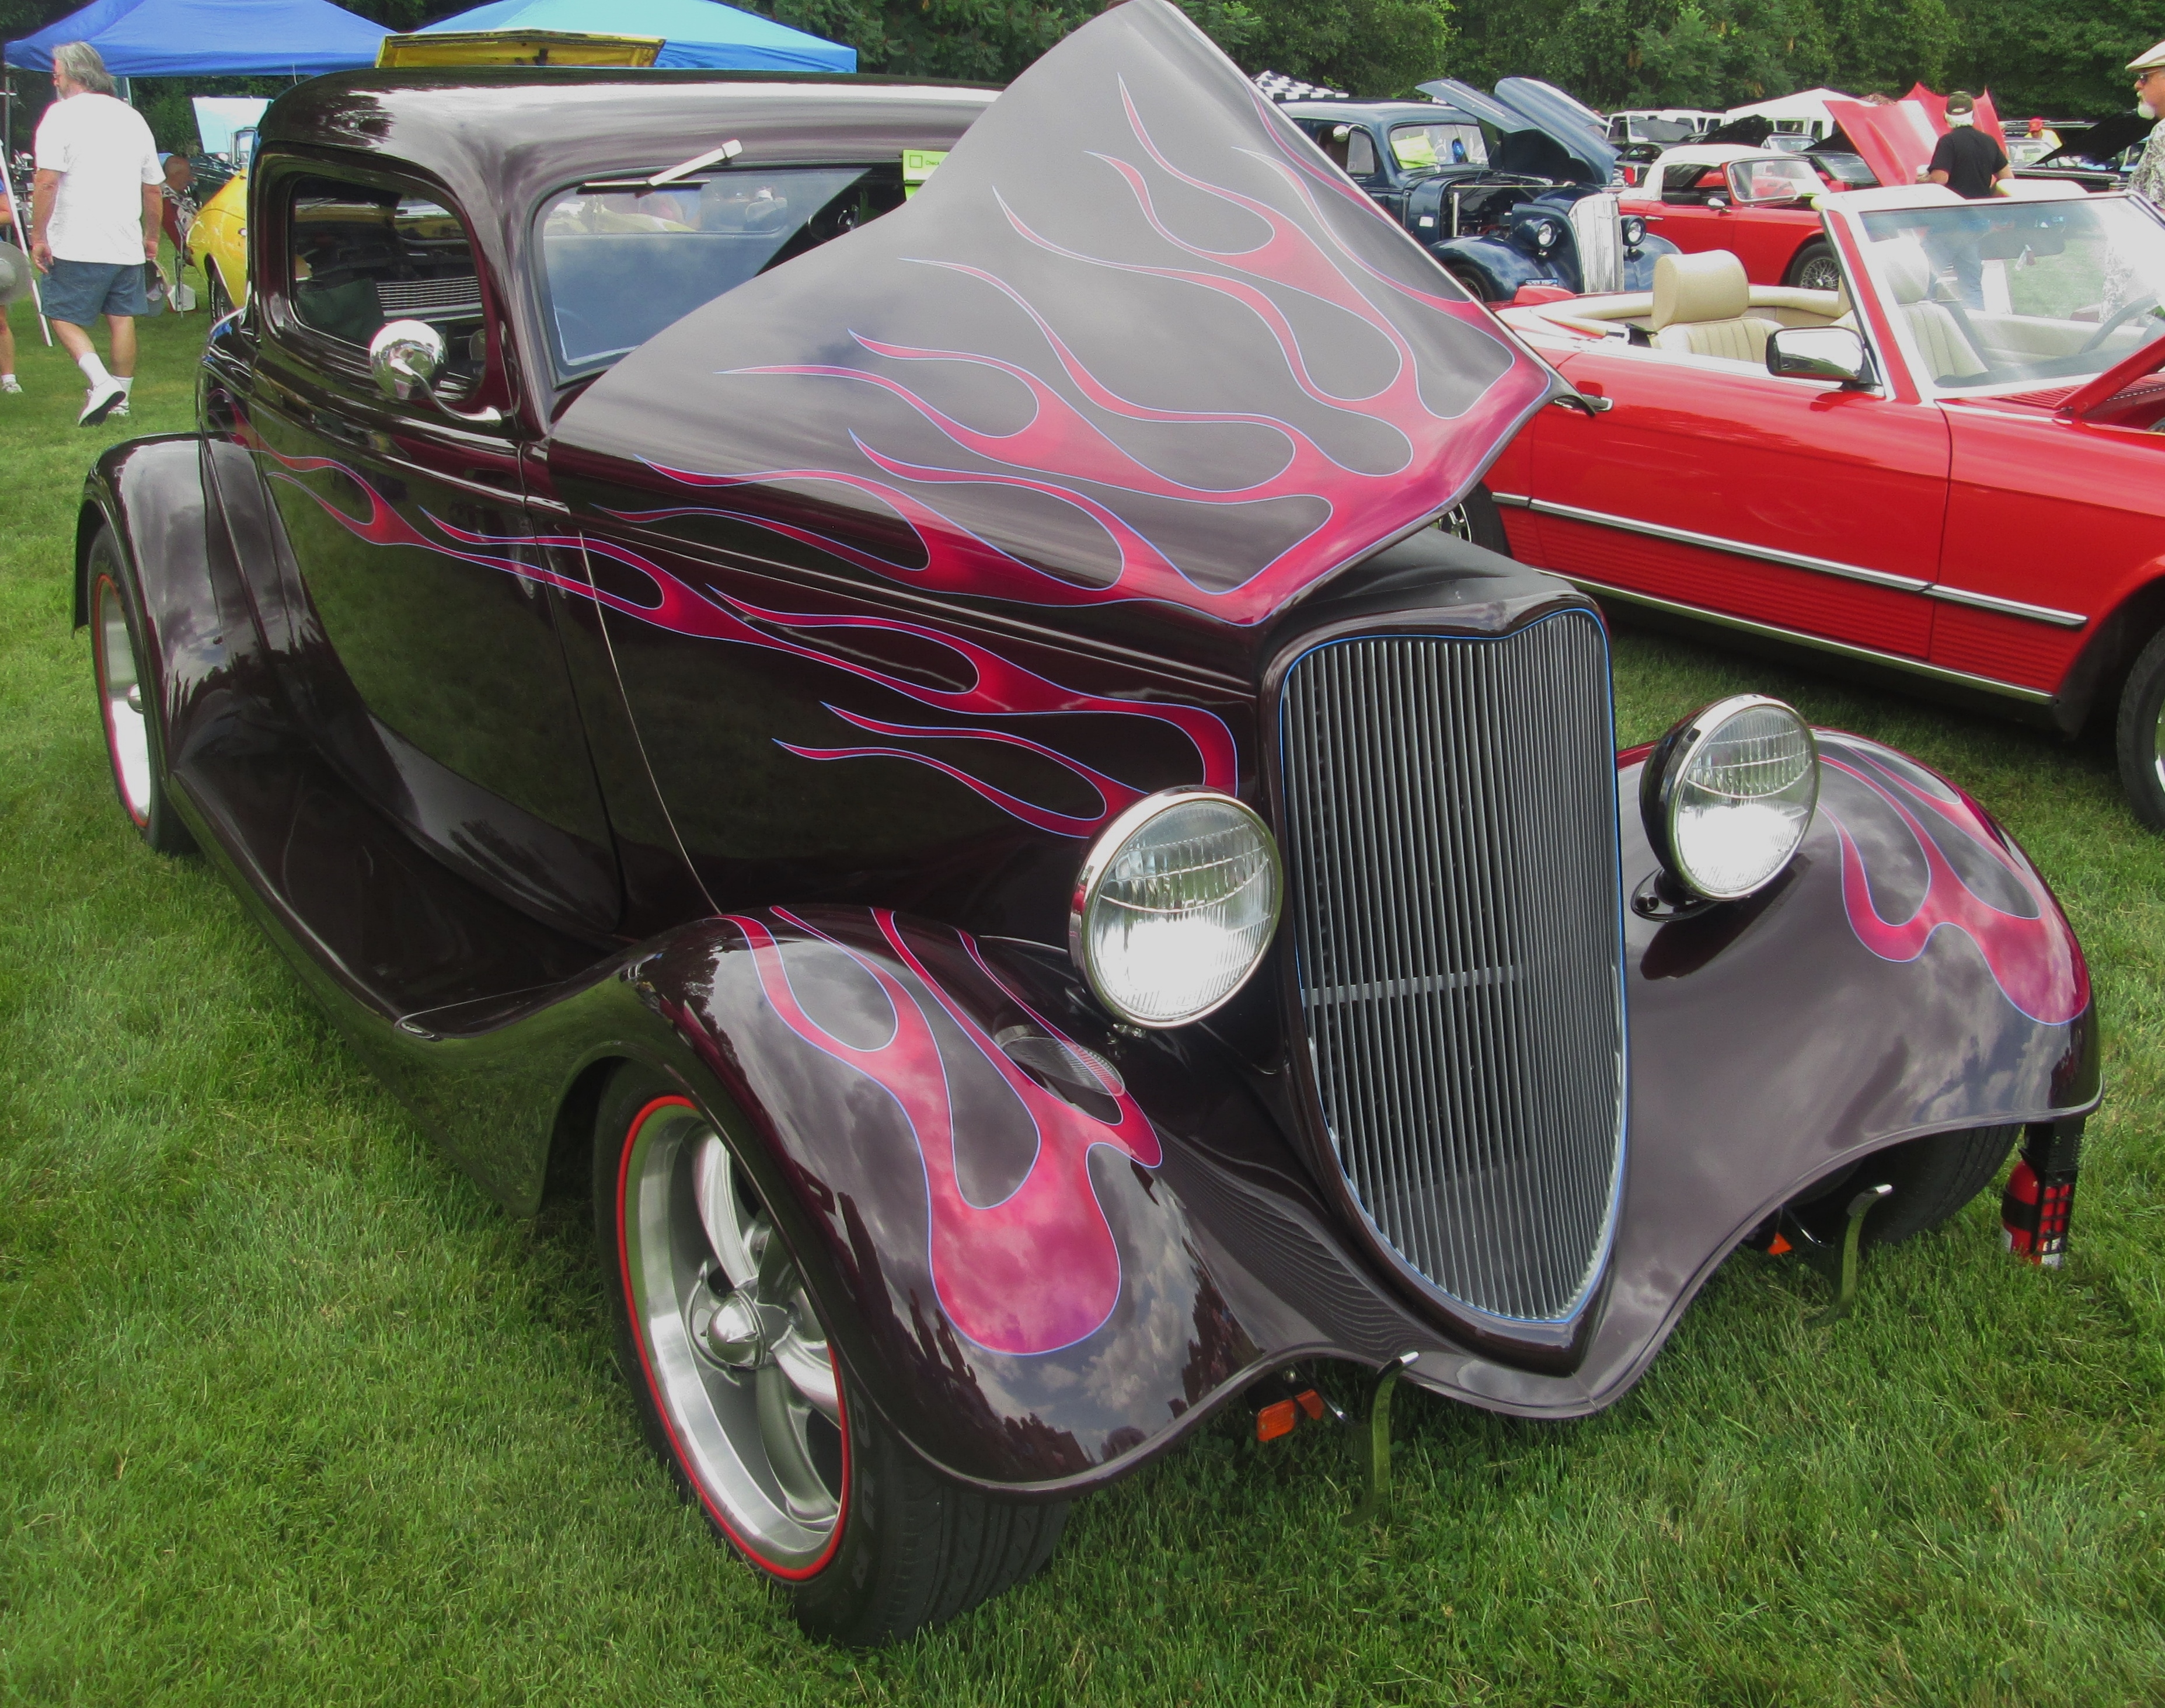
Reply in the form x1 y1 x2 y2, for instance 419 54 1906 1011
79 0 2095 1645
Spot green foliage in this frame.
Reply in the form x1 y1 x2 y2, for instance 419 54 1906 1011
1943 0 2165 120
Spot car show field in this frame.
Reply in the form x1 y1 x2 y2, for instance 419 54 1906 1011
8 0 2165 1687
4 301 2163 1702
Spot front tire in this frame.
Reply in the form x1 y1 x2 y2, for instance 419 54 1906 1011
594 1067 1066 1645
1794 1124 2021 1248
88 530 195 856
1785 238 1842 294
204 262 233 321
2114 626 2165 832
1438 483 1511 555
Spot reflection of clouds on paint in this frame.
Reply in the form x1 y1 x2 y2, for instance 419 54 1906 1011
1080 1216 1206 1417
1819 736 2086 1026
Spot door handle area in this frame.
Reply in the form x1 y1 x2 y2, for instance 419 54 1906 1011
1551 391 1613 415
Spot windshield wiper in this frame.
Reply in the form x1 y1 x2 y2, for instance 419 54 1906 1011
651 139 742 187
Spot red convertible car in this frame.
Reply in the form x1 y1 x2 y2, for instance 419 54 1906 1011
1621 145 1842 290
1485 181 2165 825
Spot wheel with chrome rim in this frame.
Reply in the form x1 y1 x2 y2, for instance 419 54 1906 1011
205 262 233 322
1785 238 1842 295
2114 626 2165 834
1435 482 1511 555
594 1068 1069 1643
88 530 193 855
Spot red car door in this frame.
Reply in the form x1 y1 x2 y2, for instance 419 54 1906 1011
1512 341 1950 658
1932 401 2165 695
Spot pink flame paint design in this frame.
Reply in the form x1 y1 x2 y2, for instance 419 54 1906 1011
1821 745 2087 1026
730 908 1160 1355
243 422 1232 838
634 79 1546 625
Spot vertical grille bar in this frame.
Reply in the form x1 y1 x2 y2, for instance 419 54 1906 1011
1279 615 1626 1324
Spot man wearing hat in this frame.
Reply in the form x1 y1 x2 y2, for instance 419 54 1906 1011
1926 92 2011 199
2131 39 2165 207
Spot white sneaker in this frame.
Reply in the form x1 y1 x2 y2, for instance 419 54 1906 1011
78 378 126 426
110 399 130 419
0 377 19 393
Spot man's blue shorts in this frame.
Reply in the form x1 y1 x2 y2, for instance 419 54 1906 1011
40 257 150 325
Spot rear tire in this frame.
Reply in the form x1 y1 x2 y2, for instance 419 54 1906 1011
1785 238 1841 294
2114 626 2165 832
1794 1125 2021 1248
594 1066 1066 1646
88 529 195 856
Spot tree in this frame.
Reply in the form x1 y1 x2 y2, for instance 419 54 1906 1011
1943 0 2165 118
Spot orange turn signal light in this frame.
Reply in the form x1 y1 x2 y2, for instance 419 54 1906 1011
1257 1399 1296 1442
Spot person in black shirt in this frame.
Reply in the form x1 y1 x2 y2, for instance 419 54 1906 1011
1926 92 2011 200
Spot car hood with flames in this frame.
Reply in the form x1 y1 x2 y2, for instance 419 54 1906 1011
551 6 1566 646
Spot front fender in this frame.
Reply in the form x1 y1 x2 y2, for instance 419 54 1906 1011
630 905 1282 1494
1427 236 1551 301
1621 233 1680 290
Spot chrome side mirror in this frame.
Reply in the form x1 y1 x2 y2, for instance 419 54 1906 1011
369 318 444 402
1766 325 1875 389
368 319 502 424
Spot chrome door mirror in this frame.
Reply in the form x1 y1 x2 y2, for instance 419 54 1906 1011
369 318 445 402
1766 325 1875 389
367 318 502 424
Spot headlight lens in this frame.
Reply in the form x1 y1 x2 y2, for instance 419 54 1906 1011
1621 215 1647 248
1069 790 1282 1028
1534 219 1559 250
1641 695 1818 901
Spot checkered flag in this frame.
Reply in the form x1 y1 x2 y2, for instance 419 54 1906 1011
1253 69 1352 103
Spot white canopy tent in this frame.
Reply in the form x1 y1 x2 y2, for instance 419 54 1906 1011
1722 87 1856 135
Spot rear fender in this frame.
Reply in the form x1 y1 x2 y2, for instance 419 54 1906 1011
77 437 236 765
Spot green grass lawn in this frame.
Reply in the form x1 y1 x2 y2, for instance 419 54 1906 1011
2 309 2161 1706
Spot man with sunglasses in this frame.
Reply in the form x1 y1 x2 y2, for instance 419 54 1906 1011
2134 41 2165 208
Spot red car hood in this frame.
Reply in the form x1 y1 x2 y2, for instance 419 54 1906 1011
1829 89 2007 187
551 0 1562 628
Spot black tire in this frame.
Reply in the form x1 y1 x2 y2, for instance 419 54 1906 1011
593 1065 1066 1646
2114 627 2165 833
1795 1124 2021 1249
205 262 233 321
1445 264 1495 304
88 529 196 856
1437 483 1511 555
1785 238 1842 294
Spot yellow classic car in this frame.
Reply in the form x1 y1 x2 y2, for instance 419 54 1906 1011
186 148 249 315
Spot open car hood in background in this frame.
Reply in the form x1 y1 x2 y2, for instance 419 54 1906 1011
2040 111 2151 169
552 0 1561 629
1417 76 1614 184
1826 91 2006 190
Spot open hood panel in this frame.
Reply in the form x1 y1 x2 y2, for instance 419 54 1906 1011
552 0 1559 630
1417 76 1613 184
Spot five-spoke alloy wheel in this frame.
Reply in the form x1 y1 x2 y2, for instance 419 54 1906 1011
595 1067 1068 1644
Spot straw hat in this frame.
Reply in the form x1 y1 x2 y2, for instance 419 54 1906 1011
2131 39 2165 73
0 242 33 307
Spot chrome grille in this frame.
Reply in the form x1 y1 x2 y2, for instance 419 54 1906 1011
378 274 482 319
1278 615 1625 1324
1570 191 1624 294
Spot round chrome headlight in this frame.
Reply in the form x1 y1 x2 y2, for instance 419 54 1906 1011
1069 789 1282 1029
1620 215 1647 248
1534 219 1559 250
1641 695 1818 901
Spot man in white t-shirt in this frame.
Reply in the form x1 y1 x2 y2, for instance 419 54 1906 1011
29 41 161 425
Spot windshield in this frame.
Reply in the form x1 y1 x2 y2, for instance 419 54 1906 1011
1389 121 1487 170
1857 197 2165 391
1729 157 1820 202
539 166 904 377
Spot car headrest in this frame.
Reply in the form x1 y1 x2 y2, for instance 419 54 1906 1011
1651 249 1749 329
1878 239 1932 305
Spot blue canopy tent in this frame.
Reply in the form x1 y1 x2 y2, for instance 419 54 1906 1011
414 0 855 72
5 0 389 76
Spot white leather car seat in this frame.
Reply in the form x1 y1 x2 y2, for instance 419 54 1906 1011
1877 239 1988 381
1650 251 1776 362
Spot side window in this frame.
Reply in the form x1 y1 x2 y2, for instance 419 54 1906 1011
1345 128 1378 177
285 173 484 387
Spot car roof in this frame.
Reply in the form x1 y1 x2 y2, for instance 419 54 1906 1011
1648 144 1798 169
1280 100 1478 126
262 69 997 217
